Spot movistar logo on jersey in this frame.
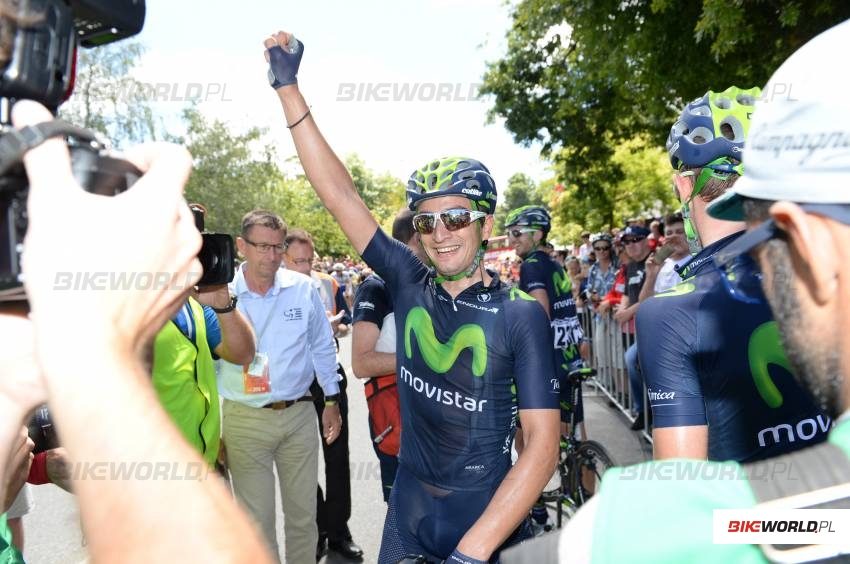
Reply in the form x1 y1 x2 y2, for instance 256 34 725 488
552 270 572 298
748 322 792 408
510 287 536 302
404 306 487 376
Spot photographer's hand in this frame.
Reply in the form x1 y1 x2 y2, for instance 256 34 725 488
11 101 273 563
14 100 202 358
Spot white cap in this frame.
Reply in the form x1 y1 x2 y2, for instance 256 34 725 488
708 18 850 221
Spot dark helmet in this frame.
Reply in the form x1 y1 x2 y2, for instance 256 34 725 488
406 157 497 214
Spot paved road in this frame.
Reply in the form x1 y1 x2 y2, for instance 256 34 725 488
21 336 649 563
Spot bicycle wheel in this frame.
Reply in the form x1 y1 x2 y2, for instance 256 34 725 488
567 440 617 507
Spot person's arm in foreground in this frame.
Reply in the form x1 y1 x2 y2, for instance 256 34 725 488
265 30 377 255
457 408 560 559
350 321 395 379
197 285 256 365
14 100 272 563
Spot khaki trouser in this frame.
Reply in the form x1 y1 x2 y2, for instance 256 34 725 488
223 399 319 563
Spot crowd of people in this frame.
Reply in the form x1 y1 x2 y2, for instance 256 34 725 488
1 13 849 564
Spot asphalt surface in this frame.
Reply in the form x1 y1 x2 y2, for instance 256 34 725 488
21 336 650 563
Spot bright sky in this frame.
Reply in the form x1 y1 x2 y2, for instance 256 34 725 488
131 0 550 190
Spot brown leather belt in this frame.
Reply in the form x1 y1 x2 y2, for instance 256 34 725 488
262 395 313 410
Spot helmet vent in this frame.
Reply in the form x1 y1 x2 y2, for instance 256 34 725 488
736 93 756 106
688 126 714 145
427 173 438 189
714 97 732 110
690 105 711 117
720 117 744 141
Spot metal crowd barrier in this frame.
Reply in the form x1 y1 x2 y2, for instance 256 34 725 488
579 308 653 444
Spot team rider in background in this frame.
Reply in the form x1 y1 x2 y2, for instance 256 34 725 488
506 205 587 534
263 30 560 564
637 86 829 462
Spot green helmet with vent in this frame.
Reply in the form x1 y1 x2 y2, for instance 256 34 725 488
504 205 551 236
406 157 497 214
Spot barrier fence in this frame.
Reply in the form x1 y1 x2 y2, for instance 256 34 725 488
579 307 653 444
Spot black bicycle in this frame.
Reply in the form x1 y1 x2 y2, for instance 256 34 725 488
541 367 617 528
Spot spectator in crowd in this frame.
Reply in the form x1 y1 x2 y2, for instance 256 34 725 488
0 99 272 562
217 210 342 562
351 209 426 504
612 226 652 430
577 231 592 262
638 84 828 462
639 212 691 302
283 228 363 562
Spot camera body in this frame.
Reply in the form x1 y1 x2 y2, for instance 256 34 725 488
190 206 236 287
0 0 146 297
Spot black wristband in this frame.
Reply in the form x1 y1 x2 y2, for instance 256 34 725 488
212 295 238 314
287 108 312 129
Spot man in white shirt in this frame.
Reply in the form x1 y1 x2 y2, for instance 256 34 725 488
218 210 342 563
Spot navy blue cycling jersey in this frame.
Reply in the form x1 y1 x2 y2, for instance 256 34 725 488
518 249 584 422
636 232 830 463
362 229 559 491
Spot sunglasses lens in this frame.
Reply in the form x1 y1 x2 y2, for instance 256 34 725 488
413 214 436 234
441 210 473 232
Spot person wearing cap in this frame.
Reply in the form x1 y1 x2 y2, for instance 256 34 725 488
263 29 560 564
636 84 829 462
607 224 651 429
502 20 850 563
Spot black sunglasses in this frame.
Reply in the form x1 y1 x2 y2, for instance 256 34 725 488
412 208 486 235
593 245 611 251
622 237 646 244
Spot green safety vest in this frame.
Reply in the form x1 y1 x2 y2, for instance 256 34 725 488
0 514 23 563
152 298 220 467
590 420 850 563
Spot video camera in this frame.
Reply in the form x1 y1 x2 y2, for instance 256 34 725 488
0 0 146 300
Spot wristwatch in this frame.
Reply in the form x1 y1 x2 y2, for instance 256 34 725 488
212 295 238 314
324 394 340 406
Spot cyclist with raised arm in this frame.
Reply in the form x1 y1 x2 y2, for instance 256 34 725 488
636 86 829 462
263 30 560 564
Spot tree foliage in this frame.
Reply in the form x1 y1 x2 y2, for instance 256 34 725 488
481 0 850 230
494 172 545 232
59 42 159 147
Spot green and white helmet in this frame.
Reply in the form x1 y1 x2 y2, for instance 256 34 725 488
406 157 498 214
504 205 551 235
